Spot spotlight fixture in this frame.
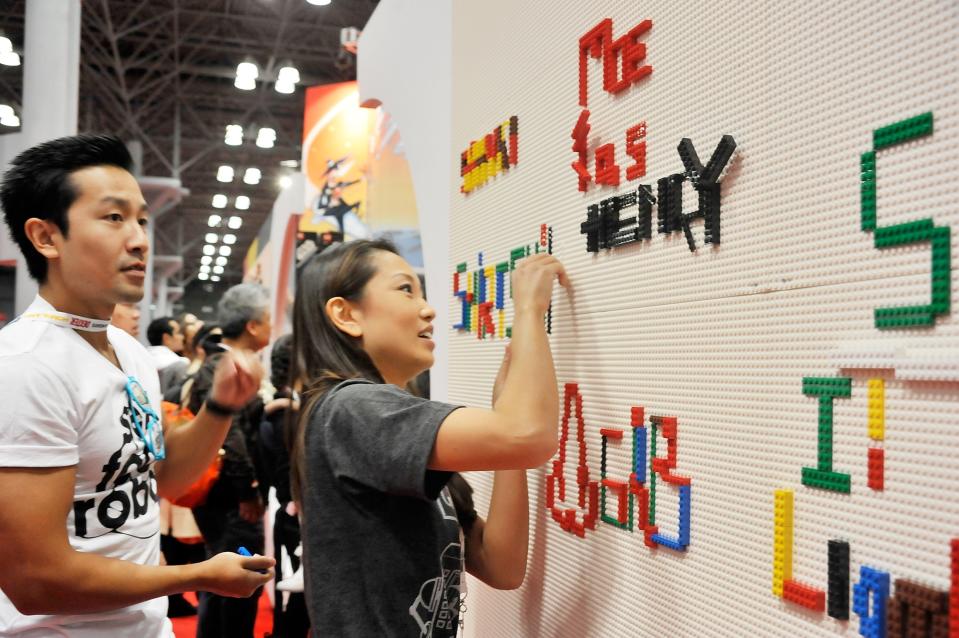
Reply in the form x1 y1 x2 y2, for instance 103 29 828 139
215 256 228 266
224 124 243 146
278 175 293 189
255 127 276 149
205 233 218 243
235 196 251 210
243 168 261 185
219 245 232 256
212 194 228 208
198 272 209 281
213 265 225 275
235 61 258 90
208 214 222 227
228 216 243 229
275 65 300 94
201 255 213 265
223 234 237 245
202 245 216 256
211 275 221 282
217 166 234 182
0 104 19 127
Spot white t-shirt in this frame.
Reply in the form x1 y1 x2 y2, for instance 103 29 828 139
0 296 173 637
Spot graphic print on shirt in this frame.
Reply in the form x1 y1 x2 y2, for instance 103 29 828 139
409 488 464 637
72 401 159 539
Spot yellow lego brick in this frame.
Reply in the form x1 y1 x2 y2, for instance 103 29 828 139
498 310 505 338
772 490 793 597
867 378 884 440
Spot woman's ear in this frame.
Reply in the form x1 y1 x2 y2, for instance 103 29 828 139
325 297 363 338
23 218 60 261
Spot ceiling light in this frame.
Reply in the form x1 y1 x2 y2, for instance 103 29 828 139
255 127 276 149
217 166 234 182
235 196 250 210
215 256 228 266
278 175 292 189
0 51 19 67
200 265 211 274
280 159 299 168
212 194 228 208
211 275 221 282
306 0 332 5
201 255 213 265
0 37 11 55
243 168 261 185
213 265 225 274
202 245 216 256
275 66 300 94
223 234 237 245
208 214 222 227
224 124 243 146
198 272 209 281
228 216 243 229
219 245 232 256
235 61 258 91
0 104 19 127
205 233 218 243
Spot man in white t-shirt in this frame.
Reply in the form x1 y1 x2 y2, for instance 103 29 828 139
0 135 275 637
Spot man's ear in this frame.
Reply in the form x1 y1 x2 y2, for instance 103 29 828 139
325 297 362 338
23 218 61 261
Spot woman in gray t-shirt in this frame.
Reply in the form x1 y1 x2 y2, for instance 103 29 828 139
289 238 568 637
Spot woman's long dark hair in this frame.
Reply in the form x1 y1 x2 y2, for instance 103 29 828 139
289 238 398 503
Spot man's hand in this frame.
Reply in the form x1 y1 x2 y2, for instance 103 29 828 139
209 350 264 411
198 552 275 597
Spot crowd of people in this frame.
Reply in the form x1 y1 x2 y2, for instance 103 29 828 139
0 134 567 638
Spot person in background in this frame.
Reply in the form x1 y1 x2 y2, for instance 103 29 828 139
164 322 223 404
257 334 310 637
177 312 202 362
111 301 141 338
0 134 274 638
147 316 189 395
289 239 568 636
189 283 272 638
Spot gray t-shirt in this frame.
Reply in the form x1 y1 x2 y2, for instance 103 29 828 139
302 380 464 637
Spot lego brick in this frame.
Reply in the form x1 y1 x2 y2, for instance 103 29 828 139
867 447 884 491
827 540 850 620
867 378 885 440
782 579 826 612
772 490 794 597
853 566 890 638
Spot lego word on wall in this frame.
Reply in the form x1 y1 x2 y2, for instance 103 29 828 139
572 18 652 193
451 224 552 339
545 383 692 553
580 135 737 254
460 116 518 194
769 114 957 637
860 112 951 329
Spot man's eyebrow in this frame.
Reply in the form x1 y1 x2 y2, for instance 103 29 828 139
100 196 150 214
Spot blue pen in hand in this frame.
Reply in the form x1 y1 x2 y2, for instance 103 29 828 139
237 546 268 574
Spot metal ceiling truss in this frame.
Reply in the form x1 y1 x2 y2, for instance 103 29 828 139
0 0 377 302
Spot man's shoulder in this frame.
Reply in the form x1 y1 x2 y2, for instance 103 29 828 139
0 315 59 358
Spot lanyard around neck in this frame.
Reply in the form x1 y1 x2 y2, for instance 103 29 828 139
20 310 111 332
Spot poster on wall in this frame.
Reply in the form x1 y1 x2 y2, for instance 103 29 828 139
441 2 958 637
300 82 422 269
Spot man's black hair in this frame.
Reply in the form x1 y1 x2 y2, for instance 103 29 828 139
0 135 135 282
147 316 176 347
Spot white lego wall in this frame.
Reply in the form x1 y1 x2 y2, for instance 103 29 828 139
446 1 959 636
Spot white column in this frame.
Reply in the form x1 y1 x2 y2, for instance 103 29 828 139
12 0 81 313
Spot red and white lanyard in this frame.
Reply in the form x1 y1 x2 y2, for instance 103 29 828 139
20 310 111 332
